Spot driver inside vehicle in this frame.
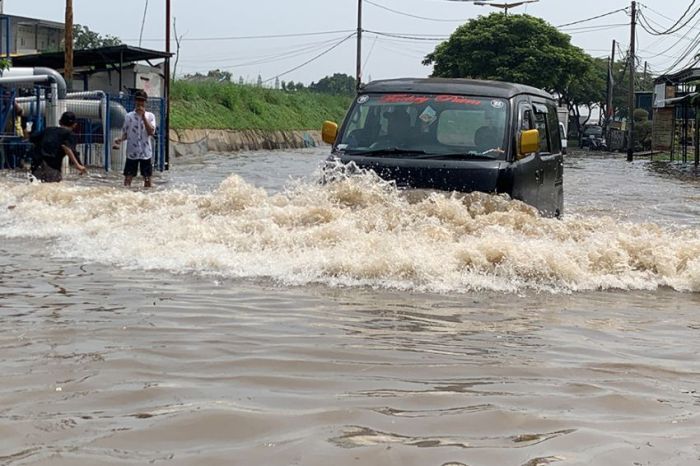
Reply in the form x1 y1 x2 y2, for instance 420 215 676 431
473 111 505 154
372 108 412 148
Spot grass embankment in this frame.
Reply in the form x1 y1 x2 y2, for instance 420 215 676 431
170 81 352 131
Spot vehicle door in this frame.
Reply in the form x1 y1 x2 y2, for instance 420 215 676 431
509 99 543 209
532 101 564 216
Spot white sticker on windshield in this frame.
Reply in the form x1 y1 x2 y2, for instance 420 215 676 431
491 100 504 109
419 106 437 125
357 95 369 104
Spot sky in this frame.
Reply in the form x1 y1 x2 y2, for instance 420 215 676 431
6 0 700 85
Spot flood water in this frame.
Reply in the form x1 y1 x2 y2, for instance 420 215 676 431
1 149 699 466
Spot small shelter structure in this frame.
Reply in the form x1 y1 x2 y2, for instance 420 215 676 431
652 67 700 166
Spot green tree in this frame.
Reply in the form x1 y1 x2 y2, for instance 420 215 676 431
423 13 591 97
607 53 655 120
73 24 122 50
309 73 356 95
559 56 608 135
183 69 232 82
632 108 652 151
208 69 232 82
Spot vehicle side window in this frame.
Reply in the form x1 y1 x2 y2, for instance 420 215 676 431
519 104 533 130
546 104 562 153
533 108 551 154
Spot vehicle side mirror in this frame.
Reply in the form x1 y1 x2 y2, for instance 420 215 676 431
322 121 339 145
518 129 539 158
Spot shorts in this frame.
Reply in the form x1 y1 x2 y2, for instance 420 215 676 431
124 158 153 178
31 161 62 183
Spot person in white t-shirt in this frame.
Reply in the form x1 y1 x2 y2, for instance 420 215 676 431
114 90 156 187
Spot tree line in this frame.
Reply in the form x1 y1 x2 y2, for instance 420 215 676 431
180 71 358 96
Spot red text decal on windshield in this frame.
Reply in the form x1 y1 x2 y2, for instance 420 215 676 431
379 94 483 105
435 95 483 105
380 94 431 104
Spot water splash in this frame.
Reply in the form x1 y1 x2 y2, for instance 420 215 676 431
0 169 698 293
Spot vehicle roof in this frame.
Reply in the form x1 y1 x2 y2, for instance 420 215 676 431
361 78 554 100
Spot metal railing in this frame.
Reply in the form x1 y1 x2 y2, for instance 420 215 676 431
1 84 167 174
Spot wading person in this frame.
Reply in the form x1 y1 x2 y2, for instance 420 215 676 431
114 90 156 188
29 111 87 182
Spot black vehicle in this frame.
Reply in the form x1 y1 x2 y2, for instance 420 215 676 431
322 78 564 217
580 125 607 150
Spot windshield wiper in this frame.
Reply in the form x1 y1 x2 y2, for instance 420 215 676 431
343 147 428 156
411 151 499 160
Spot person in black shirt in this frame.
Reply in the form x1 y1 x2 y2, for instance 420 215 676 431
29 112 87 182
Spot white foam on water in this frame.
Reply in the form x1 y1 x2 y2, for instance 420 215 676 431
1 169 699 294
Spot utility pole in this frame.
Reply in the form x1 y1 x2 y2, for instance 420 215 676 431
607 39 616 124
164 0 171 169
64 0 73 89
356 0 362 90
627 0 636 162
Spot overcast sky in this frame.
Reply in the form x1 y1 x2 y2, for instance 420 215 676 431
7 0 699 84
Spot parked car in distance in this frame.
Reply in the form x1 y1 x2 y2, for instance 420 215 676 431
580 125 606 150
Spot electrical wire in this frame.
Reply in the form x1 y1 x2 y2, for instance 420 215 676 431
264 33 356 83
365 0 466 22
637 1 698 36
179 36 351 64
364 30 449 41
561 24 630 35
130 30 356 42
182 37 353 71
556 8 628 28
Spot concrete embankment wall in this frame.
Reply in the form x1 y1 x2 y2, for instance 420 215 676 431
169 129 324 157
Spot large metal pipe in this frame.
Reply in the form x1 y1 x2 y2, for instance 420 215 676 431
0 67 68 99
15 97 127 129
0 75 51 86
34 67 68 99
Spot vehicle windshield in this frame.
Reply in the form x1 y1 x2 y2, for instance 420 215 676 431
337 93 509 159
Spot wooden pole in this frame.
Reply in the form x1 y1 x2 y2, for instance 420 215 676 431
64 0 73 89
607 39 615 122
356 0 362 90
627 1 636 161
164 0 171 169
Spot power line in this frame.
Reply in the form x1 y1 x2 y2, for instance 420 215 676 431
365 0 466 22
364 30 449 41
264 33 356 83
182 37 351 71
179 36 351 63
130 30 356 42
561 23 630 34
636 14 700 60
556 8 628 28
637 1 699 36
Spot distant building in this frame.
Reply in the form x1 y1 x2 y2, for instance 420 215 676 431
12 45 170 97
0 14 64 56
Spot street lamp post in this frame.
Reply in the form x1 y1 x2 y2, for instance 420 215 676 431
450 0 539 16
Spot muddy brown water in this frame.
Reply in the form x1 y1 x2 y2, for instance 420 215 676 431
1 149 699 465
